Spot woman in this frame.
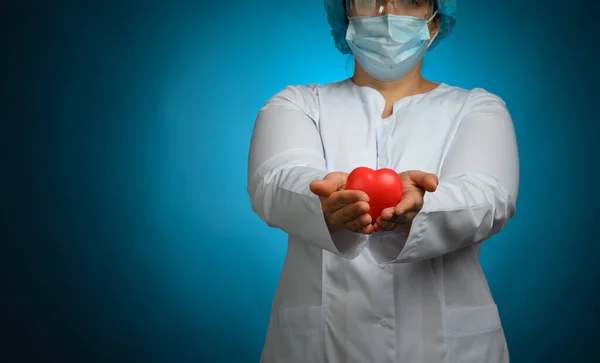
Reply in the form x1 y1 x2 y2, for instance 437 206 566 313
247 0 519 362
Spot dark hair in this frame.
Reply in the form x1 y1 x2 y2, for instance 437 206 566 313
343 0 349 25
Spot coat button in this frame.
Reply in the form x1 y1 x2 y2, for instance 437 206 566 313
379 318 388 327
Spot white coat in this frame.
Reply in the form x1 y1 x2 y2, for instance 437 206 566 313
247 79 519 363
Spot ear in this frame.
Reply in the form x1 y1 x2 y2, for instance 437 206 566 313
428 16 440 38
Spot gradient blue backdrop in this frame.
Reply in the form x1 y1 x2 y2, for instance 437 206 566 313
1 0 598 362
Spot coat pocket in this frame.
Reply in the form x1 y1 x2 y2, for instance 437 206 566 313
443 304 509 363
262 305 328 363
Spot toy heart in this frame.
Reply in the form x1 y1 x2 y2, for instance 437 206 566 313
345 167 403 223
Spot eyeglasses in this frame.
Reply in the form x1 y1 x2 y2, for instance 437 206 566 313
345 0 435 18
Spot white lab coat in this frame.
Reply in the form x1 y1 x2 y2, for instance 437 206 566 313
247 79 519 363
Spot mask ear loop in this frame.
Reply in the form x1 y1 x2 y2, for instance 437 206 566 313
426 10 438 47
427 11 438 23
343 1 354 79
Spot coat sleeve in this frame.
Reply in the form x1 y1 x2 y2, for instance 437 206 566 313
368 89 520 263
247 86 369 259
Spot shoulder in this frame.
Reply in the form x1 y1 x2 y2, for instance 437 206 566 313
261 83 320 114
437 84 509 116
433 83 506 105
260 80 349 120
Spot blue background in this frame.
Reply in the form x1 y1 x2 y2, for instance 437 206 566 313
1 0 598 362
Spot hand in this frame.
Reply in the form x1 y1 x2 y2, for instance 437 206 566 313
374 171 439 232
310 172 375 234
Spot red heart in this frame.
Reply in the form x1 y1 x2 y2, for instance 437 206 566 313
345 167 403 222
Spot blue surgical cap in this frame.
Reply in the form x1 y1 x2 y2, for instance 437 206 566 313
324 0 457 54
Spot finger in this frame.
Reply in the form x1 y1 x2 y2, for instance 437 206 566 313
404 170 439 192
380 207 396 221
343 213 372 232
391 210 419 225
328 201 369 226
327 190 369 212
393 191 424 216
358 223 375 234
376 207 401 231
375 216 397 231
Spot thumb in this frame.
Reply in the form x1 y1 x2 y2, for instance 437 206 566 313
310 172 347 197
310 179 340 198
404 170 439 192
323 172 348 186
422 173 438 193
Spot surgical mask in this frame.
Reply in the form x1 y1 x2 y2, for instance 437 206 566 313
346 13 438 82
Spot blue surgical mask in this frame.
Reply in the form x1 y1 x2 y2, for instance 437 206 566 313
345 13 437 82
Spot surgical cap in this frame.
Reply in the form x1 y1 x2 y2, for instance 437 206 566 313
324 0 457 54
